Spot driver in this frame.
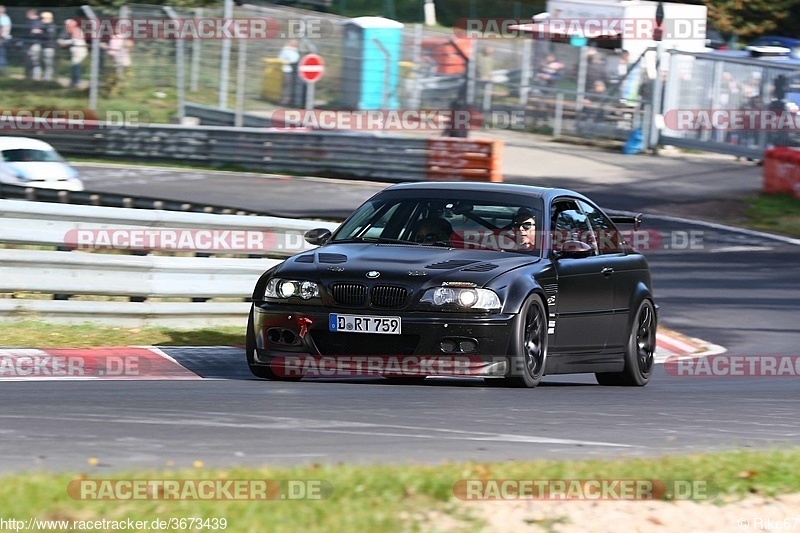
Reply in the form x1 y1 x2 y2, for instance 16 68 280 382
512 209 537 251
412 217 453 245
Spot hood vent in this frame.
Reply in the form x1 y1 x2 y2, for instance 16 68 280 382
426 259 478 270
318 253 347 264
294 254 314 263
462 262 498 272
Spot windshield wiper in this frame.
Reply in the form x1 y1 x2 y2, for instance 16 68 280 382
334 237 420 245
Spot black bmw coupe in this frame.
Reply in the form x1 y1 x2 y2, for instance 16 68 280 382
247 182 656 388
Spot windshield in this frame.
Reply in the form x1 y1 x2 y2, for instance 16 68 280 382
1 149 64 163
333 197 543 255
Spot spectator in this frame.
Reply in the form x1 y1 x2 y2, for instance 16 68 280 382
743 70 763 100
0 5 10 76
535 54 564 86
102 29 133 95
278 40 300 105
57 19 88 89
719 71 741 109
585 49 606 89
40 12 57 81
25 9 41 80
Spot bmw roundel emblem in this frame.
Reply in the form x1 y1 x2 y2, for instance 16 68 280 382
366 271 380 279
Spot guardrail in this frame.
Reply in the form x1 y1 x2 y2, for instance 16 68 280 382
0 199 338 327
4 123 503 183
0 183 270 217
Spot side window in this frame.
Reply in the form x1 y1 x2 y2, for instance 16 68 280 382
579 200 622 255
550 199 598 256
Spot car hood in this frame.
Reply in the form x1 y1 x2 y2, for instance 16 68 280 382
275 242 540 286
2 162 77 181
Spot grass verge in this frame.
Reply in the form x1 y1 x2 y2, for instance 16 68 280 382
743 194 800 237
0 320 244 348
2 449 799 532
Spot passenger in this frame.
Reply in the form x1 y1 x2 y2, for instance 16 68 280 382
412 217 453 245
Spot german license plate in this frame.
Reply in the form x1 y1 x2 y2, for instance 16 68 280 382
329 314 401 335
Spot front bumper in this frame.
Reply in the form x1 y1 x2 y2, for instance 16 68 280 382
252 302 515 377
23 180 84 192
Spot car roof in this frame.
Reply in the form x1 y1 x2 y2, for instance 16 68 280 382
383 182 591 204
751 36 800 46
0 137 57 151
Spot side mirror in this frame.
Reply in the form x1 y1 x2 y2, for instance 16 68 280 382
304 228 332 246
552 240 594 259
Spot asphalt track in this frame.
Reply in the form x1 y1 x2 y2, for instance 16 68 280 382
0 163 798 473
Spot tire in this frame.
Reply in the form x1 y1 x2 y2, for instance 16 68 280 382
246 305 302 381
488 295 548 388
596 299 656 387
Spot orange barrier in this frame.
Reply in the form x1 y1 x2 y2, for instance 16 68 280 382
426 139 503 182
763 147 800 199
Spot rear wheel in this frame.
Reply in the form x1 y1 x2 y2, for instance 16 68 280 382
246 305 302 381
596 299 656 386
487 295 547 388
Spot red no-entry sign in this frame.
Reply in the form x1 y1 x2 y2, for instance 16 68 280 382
297 54 325 84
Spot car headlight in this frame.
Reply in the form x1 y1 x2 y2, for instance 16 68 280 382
420 286 501 311
265 278 320 300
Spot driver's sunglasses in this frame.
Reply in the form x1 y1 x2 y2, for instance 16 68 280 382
514 221 535 230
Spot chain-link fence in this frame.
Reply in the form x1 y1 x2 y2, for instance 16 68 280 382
5 3 799 154
661 50 800 157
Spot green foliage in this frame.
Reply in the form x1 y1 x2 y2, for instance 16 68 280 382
703 0 800 39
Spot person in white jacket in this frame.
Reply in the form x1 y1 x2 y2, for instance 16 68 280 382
57 19 88 88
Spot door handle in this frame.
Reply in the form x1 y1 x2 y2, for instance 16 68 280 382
601 267 614 276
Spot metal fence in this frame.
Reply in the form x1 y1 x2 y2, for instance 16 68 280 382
0 122 502 182
5 3 800 156
0 198 338 326
659 50 800 159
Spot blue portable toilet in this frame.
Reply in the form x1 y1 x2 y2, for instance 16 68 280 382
340 17 404 110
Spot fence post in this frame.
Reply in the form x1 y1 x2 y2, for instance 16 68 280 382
575 45 588 114
190 7 202 92
235 39 247 127
411 23 423 110
519 38 532 106
648 41 665 151
80 5 100 112
219 0 233 108
467 39 477 105
554 92 564 139
164 7 186 122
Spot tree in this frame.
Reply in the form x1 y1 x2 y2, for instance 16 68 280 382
702 0 800 40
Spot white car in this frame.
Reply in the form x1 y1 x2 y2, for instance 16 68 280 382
0 137 84 192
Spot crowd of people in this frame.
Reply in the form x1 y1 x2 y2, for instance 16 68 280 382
0 7 132 92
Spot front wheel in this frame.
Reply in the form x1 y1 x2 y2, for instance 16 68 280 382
487 295 548 388
596 299 656 386
246 305 302 381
